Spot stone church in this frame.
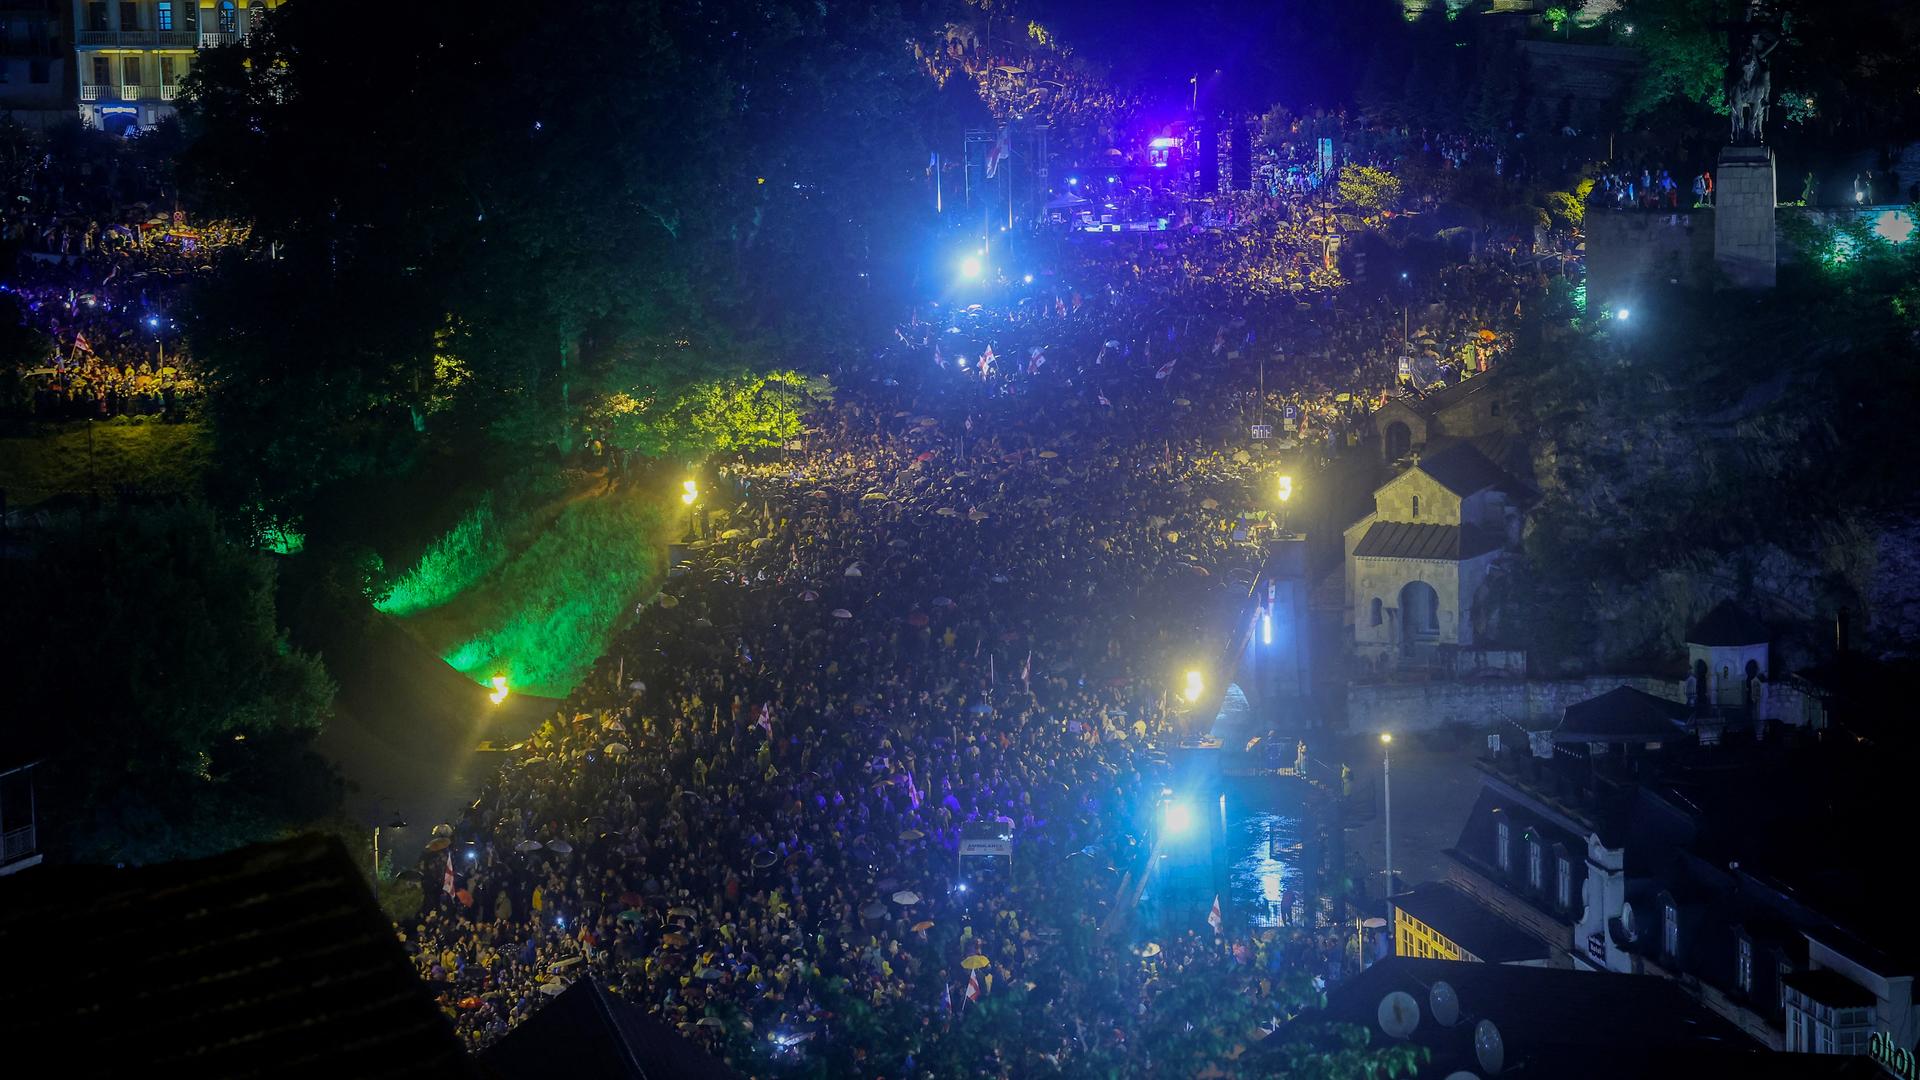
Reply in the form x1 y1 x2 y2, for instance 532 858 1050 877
1344 441 1527 668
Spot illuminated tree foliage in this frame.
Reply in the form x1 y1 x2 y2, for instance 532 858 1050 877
584 369 830 459
1337 164 1404 217
177 0 959 525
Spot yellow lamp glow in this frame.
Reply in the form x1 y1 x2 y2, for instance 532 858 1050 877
489 675 510 705
681 479 699 505
1183 669 1204 704
1380 732 1393 745
1278 475 1293 503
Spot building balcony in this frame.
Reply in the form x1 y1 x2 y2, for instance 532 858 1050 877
76 29 200 48
2 824 35 863
199 31 238 48
81 84 166 103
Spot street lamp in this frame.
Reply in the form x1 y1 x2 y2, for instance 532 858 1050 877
489 674 510 705
1380 732 1394 901
681 478 699 541
1278 475 1294 532
1182 669 1204 704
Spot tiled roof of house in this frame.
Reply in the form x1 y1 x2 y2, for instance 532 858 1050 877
1351 521 1503 560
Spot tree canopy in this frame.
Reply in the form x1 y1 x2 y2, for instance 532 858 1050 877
177 0 975 525
2 505 337 862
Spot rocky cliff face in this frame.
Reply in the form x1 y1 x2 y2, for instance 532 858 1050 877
1493 278 1920 673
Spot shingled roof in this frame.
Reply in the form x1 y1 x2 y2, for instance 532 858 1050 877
1557 686 1694 743
1414 441 1517 498
1351 521 1503 561
481 978 735 1080
0 834 470 1079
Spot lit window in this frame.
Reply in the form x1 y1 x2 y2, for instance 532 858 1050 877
1664 901 1679 958
219 0 237 33
1737 938 1753 993
1496 820 1510 872
1556 857 1572 909
1527 839 1543 891
158 1 173 30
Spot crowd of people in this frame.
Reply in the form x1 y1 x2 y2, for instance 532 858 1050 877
0 210 241 418
386 18 1582 1074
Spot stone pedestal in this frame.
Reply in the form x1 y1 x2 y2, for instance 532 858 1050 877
1714 145 1777 288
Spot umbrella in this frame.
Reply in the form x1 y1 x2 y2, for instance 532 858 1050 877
606 742 630 755
860 902 889 919
669 907 698 918
431 823 453 838
721 528 745 539
961 954 990 970
515 840 544 853
889 538 911 549
899 829 925 841
547 840 574 854
425 838 451 853
619 909 645 924
395 868 425 884
968 509 989 521
907 612 930 627
658 594 680 609
917 417 939 428
800 590 819 601
459 996 483 1010
753 850 779 869
551 956 584 971
1173 398 1192 407
539 981 567 996
844 565 863 577
662 933 689 947
1200 497 1219 510
697 1016 725 1027
1137 942 1163 958
1233 449 1251 464
911 920 935 932
808 490 831 499
831 608 854 619
892 890 921 905
935 507 959 517
861 491 888 502
1037 450 1059 459
699 967 725 981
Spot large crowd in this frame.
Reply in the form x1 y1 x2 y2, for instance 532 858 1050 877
398 21 1572 1075
1 209 240 418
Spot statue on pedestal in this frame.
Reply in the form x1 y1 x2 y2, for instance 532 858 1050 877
1724 0 1781 146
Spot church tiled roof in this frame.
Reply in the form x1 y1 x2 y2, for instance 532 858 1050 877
1351 521 1502 561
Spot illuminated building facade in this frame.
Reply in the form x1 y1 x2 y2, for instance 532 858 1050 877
70 0 280 132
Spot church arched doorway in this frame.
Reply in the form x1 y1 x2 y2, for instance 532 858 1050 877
1385 421 1412 462
1398 580 1440 654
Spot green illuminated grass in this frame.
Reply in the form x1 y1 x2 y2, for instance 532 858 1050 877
391 489 662 698
375 493 506 615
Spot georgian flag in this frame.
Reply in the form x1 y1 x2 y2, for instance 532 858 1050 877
1207 895 1223 934
965 969 982 1002
444 851 457 897
985 127 1011 179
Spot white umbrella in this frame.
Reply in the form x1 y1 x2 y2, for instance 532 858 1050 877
515 840 544 853
892 890 921 905
547 840 574 854
831 608 854 619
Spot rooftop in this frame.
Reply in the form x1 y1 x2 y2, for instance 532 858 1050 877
1351 520 1503 561
0 834 469 1078
1556 685 1693 743
1391 882 1550 964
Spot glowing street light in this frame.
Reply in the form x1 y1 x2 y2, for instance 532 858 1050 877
1277 476 1293 503
489 674 510 705
1381 732 1394 900
960 255 983 279
681 479 699 505
1614 307 1631 322
1163 798 1196 837
1182 669 1204 704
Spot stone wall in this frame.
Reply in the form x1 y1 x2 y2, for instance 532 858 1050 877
1348 674 1682 733
1518 40 1642 111
1584 208 1715 310
1715 148 1777 288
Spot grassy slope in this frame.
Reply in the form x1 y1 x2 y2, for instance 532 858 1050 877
387 484 666 698
0 420 208 506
